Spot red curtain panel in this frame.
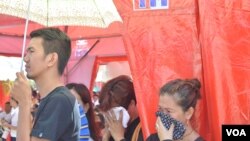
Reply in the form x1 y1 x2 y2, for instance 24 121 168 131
114 0 209 139
199 0 250 140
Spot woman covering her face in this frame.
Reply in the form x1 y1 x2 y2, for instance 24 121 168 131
99 75 144 141
147 78 205 141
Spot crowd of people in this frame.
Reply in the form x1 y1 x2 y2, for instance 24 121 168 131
0 27 205 141
0 90 40 141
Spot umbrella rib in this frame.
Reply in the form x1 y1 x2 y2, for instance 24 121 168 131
93 0 106 26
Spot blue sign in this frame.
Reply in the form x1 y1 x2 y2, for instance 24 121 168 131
133 0 169 10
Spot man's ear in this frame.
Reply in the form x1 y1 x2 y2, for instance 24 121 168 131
47 53 58 67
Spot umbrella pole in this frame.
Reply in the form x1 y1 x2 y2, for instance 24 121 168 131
20 0 31 72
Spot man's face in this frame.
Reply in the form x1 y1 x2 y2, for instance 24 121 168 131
24 37 49 79
4 103 11 113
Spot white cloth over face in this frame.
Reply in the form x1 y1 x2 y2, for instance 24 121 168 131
108 106 130 128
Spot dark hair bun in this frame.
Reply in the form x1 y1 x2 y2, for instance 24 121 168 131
189 78 201 89
187 78 201 100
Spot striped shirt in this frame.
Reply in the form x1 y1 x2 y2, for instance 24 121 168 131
78 104 91 141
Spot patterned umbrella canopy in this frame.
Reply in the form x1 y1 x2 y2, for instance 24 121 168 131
0 0 122 27
0 0 123 71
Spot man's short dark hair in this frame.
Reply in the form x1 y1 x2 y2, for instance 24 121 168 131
30 28 71 75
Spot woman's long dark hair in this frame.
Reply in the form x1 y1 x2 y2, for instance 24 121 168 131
66 83 100 140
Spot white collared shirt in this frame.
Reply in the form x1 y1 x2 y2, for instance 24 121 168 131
10 107 19 137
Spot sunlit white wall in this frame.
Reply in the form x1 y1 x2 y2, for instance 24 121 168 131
95 61 132 82
0 56 26 80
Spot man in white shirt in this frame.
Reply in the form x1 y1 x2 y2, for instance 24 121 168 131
0 102 12 141
2 98 19 141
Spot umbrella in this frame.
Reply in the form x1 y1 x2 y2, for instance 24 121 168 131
0 0 123 70
0 14 123 39
0 0 122 27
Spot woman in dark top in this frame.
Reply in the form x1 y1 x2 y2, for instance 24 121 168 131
147 78 205 141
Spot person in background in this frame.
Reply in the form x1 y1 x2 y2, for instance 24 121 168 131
99 75 144 141
10 27 79 141
0 102 12 141
2 98 19 141
66 83 100 141
92 92 100 108
31 90 40 118
147 78 204 141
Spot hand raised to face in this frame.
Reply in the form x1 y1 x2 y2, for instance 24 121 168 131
104 109 125 141
156 111 186 140
11 71 32 108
